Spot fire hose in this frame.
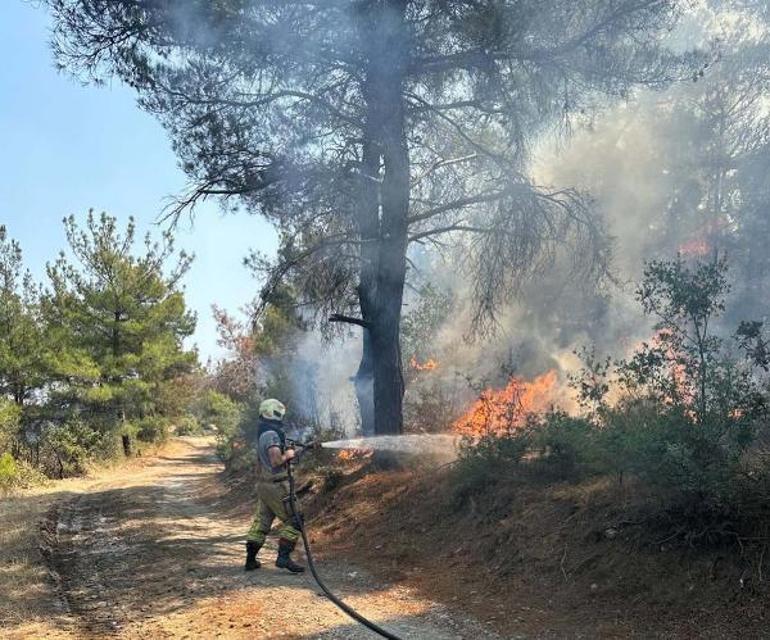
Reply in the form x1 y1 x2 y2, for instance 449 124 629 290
283 442 405 640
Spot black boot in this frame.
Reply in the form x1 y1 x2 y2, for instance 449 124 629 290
275 538 305 573
244 541 262 571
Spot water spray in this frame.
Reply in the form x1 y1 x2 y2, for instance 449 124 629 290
321 434 457 456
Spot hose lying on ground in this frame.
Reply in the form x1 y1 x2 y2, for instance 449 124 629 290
286 451 404 640
298 525 405 640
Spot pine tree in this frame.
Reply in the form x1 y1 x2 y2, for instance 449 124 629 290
45 212 197 453
48 0 701 434
0 226 47 407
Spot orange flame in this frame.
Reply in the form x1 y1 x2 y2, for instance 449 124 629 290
651 329 695 407
453 370 560 438
410 356 439 372
678 216 731 258
678 238 710 257
337 448 373 462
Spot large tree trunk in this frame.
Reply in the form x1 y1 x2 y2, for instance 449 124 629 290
353 329 375 436
13 384 25 406
355 0 409 436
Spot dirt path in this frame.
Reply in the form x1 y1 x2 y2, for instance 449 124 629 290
37 438 505 640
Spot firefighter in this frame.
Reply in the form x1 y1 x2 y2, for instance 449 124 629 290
244 398 305 573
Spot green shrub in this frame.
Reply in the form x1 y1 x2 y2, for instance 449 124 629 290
443 255 770 546
597 403 724 493
219 400 260 471
0 452 19 494
0 400 21 453
568 255 768 518
0 452 47 493
43 419 103 477
451 412 596 500
188 390 243 463
451 429 532 508
173 415 201 436
532 412 595 477
197 391 241 433
46 421 88 475
136 416 170 442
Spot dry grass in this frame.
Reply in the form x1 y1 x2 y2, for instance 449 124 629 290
0 441 173 639
0 486 76 638
305 462 770 638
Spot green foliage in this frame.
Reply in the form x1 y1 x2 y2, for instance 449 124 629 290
531 412 596 477
195 390 241 432
44 419 107 477
634 256 732 418
44 212 197 451
0 226 49 406
0 451 46 494
453 411 596 492
580 257 768 505
461 430 531 466
190 390 245 466
0 399 21 453
0 452 19 494
580 256 768 511
172 415 200 437
569 346 612 416
735 320 770 372
136 416 171 442
217 399 261 471
639 257 730 328
0 218 200 478
451 429 531 508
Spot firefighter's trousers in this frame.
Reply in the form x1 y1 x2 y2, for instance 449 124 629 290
246 478 300 545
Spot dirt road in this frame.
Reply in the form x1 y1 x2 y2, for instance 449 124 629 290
33 438 504 639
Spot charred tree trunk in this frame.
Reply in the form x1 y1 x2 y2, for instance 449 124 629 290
113 309 132 456
12 384 25 407
122 433 132 457
353 329 375 436
355 0 409 436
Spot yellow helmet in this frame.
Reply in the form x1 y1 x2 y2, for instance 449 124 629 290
259 398 286 421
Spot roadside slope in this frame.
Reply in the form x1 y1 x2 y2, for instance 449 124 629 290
309 464 770 639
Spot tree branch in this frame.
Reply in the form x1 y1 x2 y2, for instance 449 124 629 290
411 153 478 186
408 189 510 224
329 313 371 329
154 79 362 128
409 223 491 243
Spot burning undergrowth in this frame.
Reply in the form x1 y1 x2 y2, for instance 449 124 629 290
437 254 770 558
452 369 565 439
409 356 439 372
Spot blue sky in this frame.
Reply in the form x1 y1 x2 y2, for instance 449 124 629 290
0 1 278 362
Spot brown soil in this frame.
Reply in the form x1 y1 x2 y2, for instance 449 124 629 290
2 438 502 639
307 461 770 639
